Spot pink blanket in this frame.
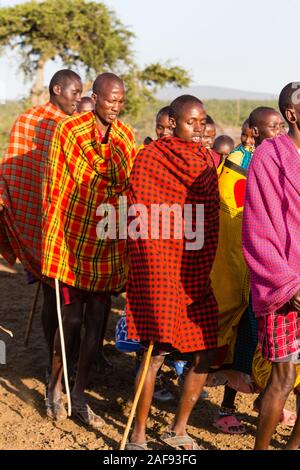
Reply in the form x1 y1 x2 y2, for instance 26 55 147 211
242 133 300 316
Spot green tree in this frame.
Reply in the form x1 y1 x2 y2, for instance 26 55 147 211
0 0 190 114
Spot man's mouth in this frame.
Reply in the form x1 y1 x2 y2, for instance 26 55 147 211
192 136 201 143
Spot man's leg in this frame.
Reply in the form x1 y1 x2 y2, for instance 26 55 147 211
71 297 111 403
41 283 58 361
97 304 112 368
221 384 238 410
254 362 295 449
47 300 84 405
168 349 216 448
130 351 165 445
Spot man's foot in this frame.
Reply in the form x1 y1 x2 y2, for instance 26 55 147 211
125 442 148 450
45 396 67 421
72 401 105 429
161 429 202 450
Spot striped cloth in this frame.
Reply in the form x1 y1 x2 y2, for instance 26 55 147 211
42 111 135 292
242 133 300 317
126 136 220 353
257 305 300 361
0 102 67 279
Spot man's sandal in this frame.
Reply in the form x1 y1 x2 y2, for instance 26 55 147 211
161 430 202 450
280 409 296 427
213 414 246 434
72 402 105 429
125 442 148 450
45 397 67 421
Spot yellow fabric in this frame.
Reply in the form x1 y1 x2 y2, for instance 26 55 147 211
252 345 300 392
210 154 249 363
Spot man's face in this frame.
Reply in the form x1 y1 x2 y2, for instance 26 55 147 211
256 111 284 144
92 82 125 127
172 103 206 143
56 80 82 115
217 143 232 160
201 124 216 149
241 126 255 148
155 114 173 139
77 99 94 113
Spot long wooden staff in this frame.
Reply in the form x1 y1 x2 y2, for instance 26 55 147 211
120 341 154 450
54 278 72 416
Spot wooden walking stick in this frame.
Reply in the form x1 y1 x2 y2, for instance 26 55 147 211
55 278 72 416
120 341 154 450
0 325 13 337
24 280 41 347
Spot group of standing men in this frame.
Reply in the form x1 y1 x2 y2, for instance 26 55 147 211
0 68 300 450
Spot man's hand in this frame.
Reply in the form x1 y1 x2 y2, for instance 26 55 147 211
290 288 300 312
0 203 4 213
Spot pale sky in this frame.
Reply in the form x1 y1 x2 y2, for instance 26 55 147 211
0 0 299 100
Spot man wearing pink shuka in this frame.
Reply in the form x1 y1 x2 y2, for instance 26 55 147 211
242 82 300 450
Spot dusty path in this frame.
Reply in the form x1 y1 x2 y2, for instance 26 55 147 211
0 256 295 450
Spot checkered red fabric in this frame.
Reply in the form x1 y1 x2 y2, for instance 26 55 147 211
126 136 220 352
257 304 300 361
42 112 135 292
0 102 66 279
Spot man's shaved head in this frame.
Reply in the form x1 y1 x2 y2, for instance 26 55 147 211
279 82 300 120
241 118 250 131
49 69 81 95
206 115 215 125
249 106 278 128
92 72 124 94
249 106 284 146
156 105 171 121
169 95 204 120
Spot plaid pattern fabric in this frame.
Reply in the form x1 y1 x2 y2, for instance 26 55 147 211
243 134 300 316
0 102 66 279
126 136 220 353
42 111 135 292
257 304 300 361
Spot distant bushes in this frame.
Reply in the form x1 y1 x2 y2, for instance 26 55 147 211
0 98 277 158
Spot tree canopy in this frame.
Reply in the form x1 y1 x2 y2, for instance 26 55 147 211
0 0 190 115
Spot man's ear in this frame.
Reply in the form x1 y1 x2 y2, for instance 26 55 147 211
285 108 297 124
91 93 97 104
169 117 176 129
52 84 61 96
252 126 259 138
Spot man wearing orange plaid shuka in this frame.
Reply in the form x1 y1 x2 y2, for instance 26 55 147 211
42 73 136 428
0 70 82 364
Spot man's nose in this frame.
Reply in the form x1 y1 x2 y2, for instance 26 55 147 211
112 102 121 112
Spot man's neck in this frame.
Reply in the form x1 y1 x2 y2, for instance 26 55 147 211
288 129 300 149
49 97 60 110
94 114 110 136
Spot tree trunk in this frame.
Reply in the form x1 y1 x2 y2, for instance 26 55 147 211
30 58 46 105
